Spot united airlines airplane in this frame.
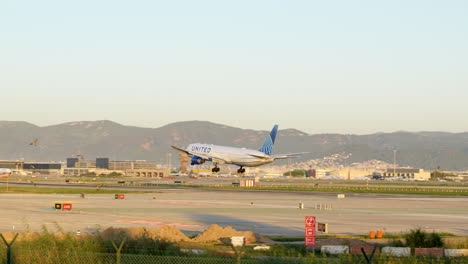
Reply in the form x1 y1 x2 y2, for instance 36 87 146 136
171 125 306 173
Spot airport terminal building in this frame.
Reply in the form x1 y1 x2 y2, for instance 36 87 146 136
0 160 62 175
64 157 168 177
307 167 431 180
380 168 431 180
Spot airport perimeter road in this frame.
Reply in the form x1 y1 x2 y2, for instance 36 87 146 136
0 189 467 237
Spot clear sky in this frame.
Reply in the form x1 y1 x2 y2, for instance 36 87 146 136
1 0 467 134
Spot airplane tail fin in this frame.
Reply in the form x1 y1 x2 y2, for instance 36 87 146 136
259 125 278 155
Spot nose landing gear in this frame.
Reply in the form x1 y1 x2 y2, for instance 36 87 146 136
237 167 245 174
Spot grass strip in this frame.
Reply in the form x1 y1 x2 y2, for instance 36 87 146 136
143 183 468 196
0 186 151 194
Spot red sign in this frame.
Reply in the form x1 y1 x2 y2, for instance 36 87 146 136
317 222 327 232
305 227 315 236
305 216 316 247
63 203 72 210
305 237 316 246
118 194 125 199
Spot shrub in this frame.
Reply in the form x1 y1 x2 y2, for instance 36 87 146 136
404 228 444 248
260 244 309 257
389 239 405 247
427 232 443 248
107 172 123 177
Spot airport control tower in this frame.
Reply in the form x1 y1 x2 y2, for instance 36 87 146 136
179 152 189 173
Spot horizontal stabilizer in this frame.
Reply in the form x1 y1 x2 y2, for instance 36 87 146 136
272 152 308 159
248 154 271 160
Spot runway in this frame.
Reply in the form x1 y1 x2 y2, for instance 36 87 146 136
1 188 467 237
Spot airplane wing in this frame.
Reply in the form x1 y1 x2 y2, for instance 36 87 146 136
171 145 210 159
272 152 308 160
204 152 230 164
211 157 227 164
171 146 190 155
171 146 230 163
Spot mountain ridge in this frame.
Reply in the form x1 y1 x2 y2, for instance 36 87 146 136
0 120 467 170
2 120 467 136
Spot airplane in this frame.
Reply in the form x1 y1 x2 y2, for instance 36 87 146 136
0 168 12 178
171 125 306 174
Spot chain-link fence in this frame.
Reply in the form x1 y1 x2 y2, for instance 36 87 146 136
0 242 5 263
13 251 247 264
1 232 467 264
4 249 467 264
9 250 276 264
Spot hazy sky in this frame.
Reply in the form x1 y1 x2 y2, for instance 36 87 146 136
1 1 467 134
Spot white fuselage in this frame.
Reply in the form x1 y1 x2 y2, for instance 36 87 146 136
187 143 274 167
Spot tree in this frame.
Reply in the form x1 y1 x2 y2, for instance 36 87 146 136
107 172 123 177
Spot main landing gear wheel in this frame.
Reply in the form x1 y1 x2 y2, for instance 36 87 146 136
211 167 220 173
237 167 245 174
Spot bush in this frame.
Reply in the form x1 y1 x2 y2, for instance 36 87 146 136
283 170 307 177
427 232 443 248
107 172 123 177
404 228 444 248
259 244 309 257
79 172 96 177
389 239 405 247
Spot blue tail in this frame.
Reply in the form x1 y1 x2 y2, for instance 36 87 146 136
259 125 279 155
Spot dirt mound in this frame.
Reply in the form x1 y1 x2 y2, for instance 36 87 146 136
316 237 368 246
100 226 190 242
99 227 144 241
193 224 257 243
1 225 263 245
154 225 191 242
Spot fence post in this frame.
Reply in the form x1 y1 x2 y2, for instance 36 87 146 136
360 244 377 264
230 245 244 264
111 238 126 264
1 233 19 264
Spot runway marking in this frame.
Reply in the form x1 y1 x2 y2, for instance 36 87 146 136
115 220 202 227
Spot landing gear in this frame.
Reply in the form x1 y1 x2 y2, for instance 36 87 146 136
212 163 220 173
237 167 245 174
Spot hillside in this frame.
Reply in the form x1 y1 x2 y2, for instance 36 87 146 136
0 120 467 170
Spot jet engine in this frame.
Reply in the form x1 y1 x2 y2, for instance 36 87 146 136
191 156 205 165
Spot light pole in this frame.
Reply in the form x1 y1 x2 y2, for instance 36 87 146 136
166 153 172 175
393 149 397 176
